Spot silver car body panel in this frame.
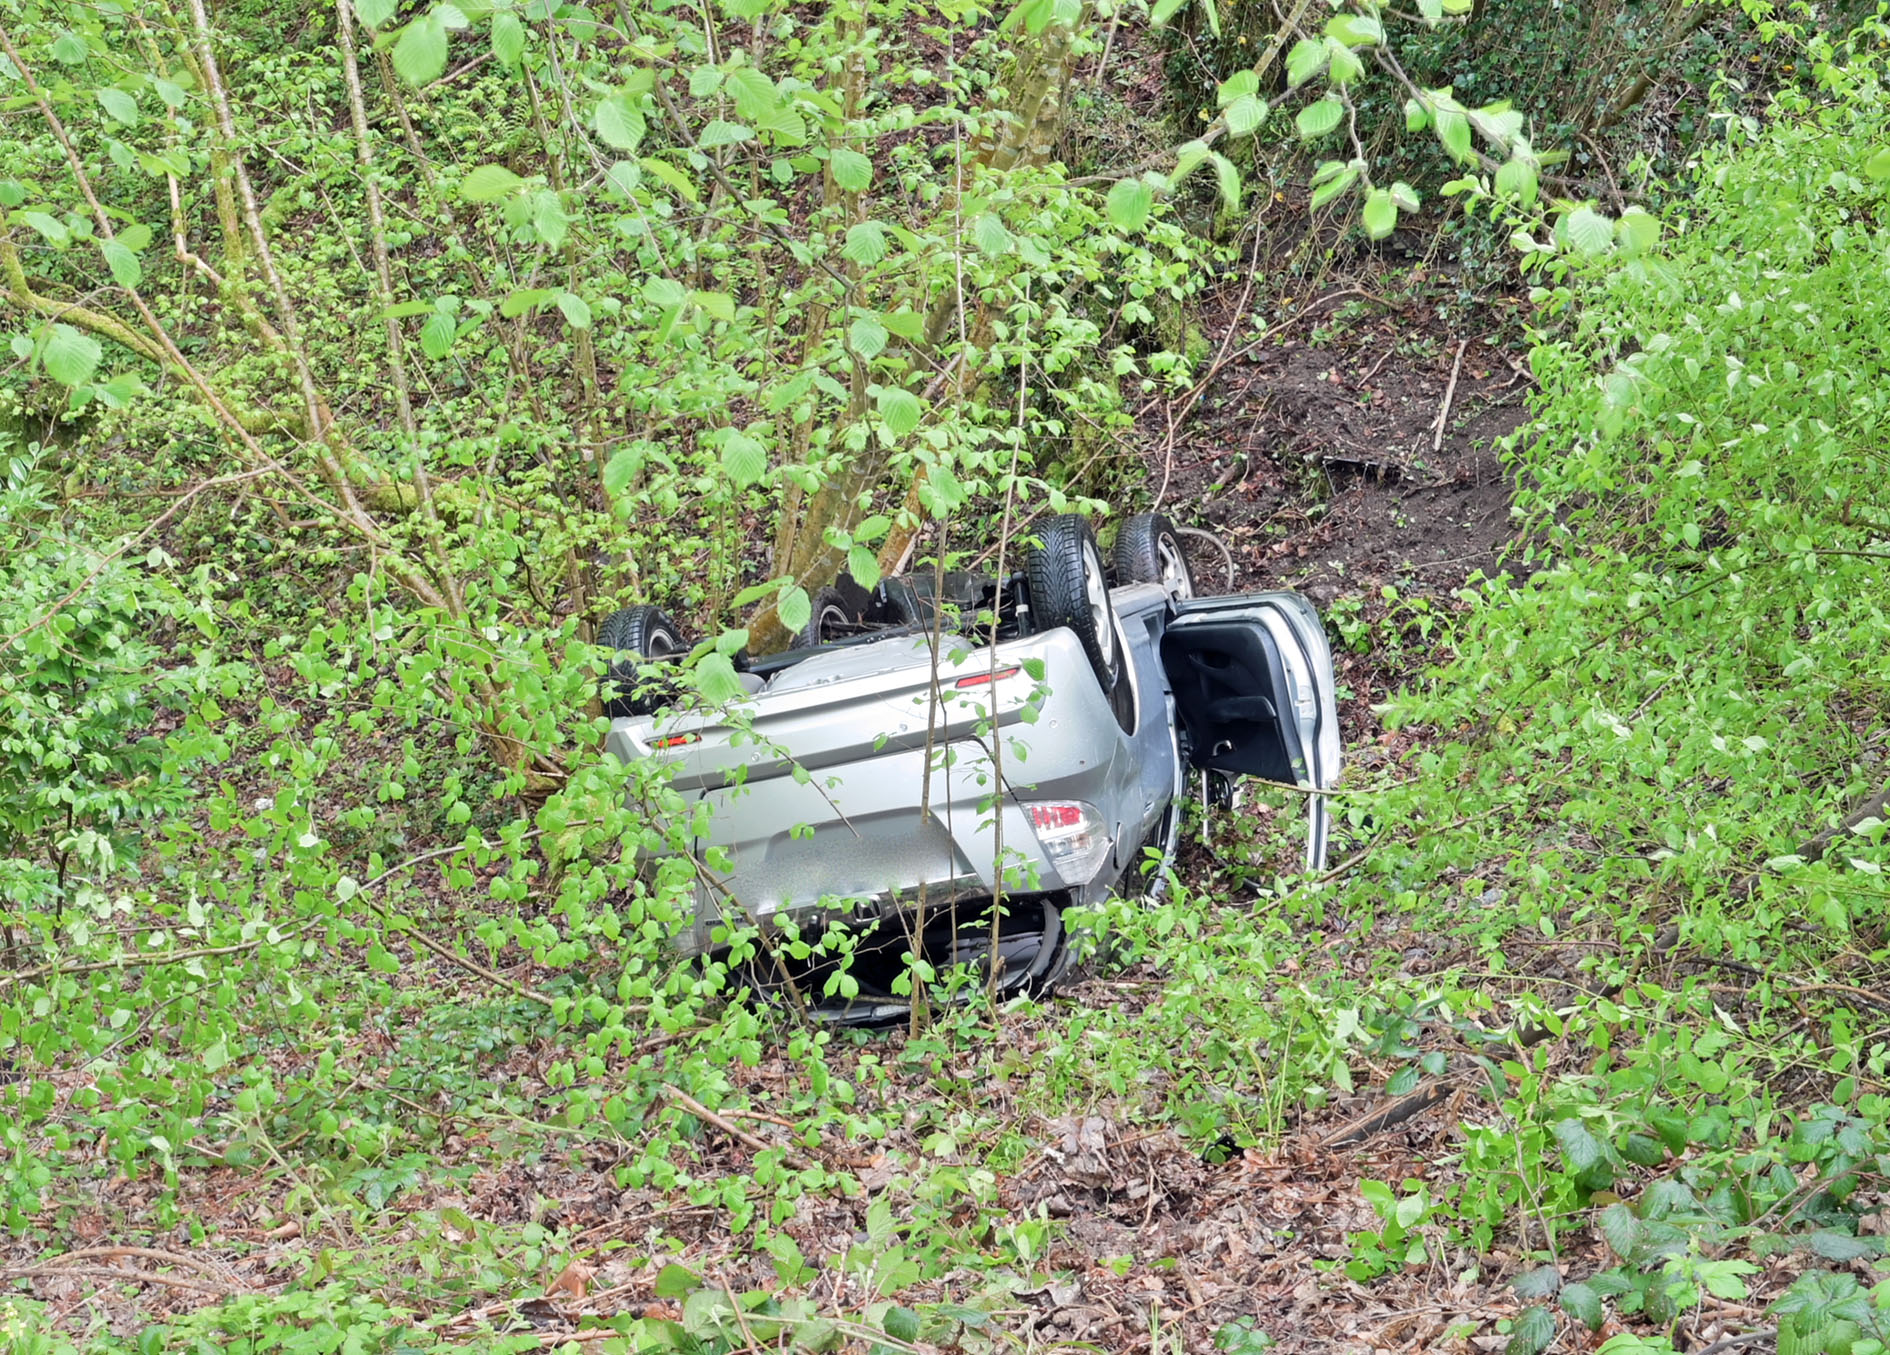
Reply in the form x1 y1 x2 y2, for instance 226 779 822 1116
609 582 1340 956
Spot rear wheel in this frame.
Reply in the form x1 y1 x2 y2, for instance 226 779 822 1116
1113 512 1194 602
1025 514 1123 696
597 604 687 716
791 586 857 649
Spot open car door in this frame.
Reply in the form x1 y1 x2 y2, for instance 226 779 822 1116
1159 593 1343 868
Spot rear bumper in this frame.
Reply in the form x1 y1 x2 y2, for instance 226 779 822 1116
612 628 1134 957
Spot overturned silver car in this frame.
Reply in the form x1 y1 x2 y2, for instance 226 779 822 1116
604 513 1340 1020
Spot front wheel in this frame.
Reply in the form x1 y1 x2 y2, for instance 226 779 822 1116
1025 514 1124 697
1113 512 1194 602
597 604 687 716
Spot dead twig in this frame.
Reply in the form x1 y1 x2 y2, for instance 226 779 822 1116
1690 1330 1776 1355
1176 526 1236 589
1731 774 1890 900
40 1246 227 1279
1319 1080 1450 1148
1431 339 1468 454
0 1263 234 1296
659 1085 819 1171
1356 345 1396 390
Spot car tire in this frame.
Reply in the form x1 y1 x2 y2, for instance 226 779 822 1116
1025 514 1125 697
1113 512 1195 602
597 604 686 716
792 586 856 649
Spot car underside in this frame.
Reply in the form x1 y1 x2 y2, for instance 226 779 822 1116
604 513 1341 1022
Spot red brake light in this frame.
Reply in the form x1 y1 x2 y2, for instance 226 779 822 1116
955 666 1021 689
652 732 699 750
1027 802 1085 831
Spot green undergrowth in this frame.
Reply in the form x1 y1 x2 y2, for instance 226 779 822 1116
9 16 1890 1355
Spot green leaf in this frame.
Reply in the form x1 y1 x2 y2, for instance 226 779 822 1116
531 190 568 248
604 160 642 198
1866 147 1890 181
1326 41 1363 85
1598 1203 1642 1263
50 30 88 64
1404 96 1430 132
97 88 138 126
1618 1132 1664 1166
725 67 780 121
847 543 881 590
778 586 811 634
1553 1118 1605 1177
698 120 754 149
1504 1305 1554 1355
829 147 872 192
654 1264 700 1300
393 13 449 85
1210 153 1239 210
1564 205 1615 255
1495 155 1537 206
1559 1282 1603 1332
1809 1230 1878 1261
1106 177 1154 232
557 292 591 330
972 213 1013 256
43 324 101 387
101 240 141 287
356 0 396 25
1417 0 1443 20
1616 207 1660 255
1325 11 1383 45
420 310 455 359
694 653 749 705
1148 0 1186 25
882 1307 921 1343
1646 1106 1688 1155
1309 166 1358 211
849 313 888 360
1296 97 1343 140
1434 104 1472 162
640 156 700 203
1172 140 1210 185
153 78 186 109
461 164 523 202
602 446 643 496
500 287 556 318
490 11 524 62
719 430 767 486
1511 1266 1561 1299
877 387 922 437
594 97 646 151
881 310 925 339
1223 93 1267 137
842 221 889 266
1285 37 1328 87
18 212 69 246
1385 1064 1418 1096
1361 188 1397 239
1217 69 1259 105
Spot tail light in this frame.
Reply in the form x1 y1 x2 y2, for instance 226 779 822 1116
1025 800 1110 882
955 665 1020 689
